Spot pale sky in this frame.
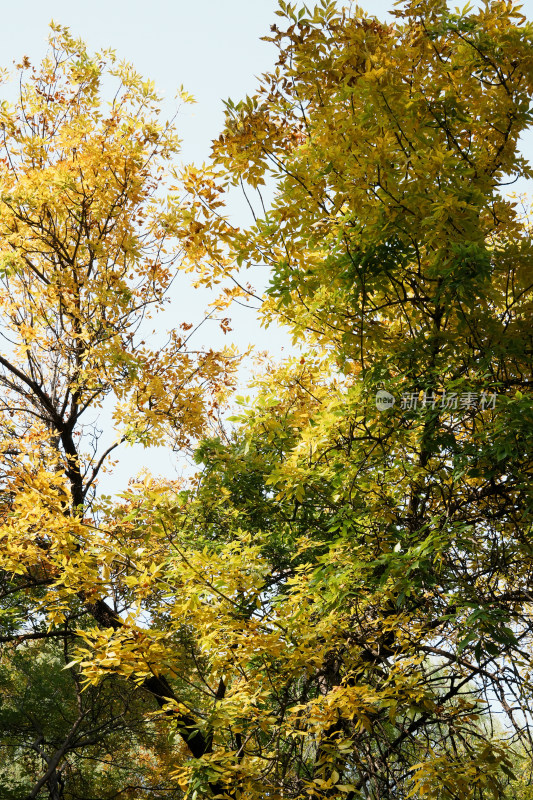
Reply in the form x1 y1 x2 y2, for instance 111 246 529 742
1 0 532 488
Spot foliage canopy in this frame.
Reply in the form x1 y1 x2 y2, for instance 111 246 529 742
1 2 533 799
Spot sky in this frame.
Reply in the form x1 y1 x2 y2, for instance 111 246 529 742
1 0 532 489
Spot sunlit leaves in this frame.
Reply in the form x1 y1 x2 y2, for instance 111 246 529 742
1 3 533 799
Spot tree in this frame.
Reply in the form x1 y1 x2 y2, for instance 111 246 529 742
0 638 185 799
154 0 533 796
0 25 235 799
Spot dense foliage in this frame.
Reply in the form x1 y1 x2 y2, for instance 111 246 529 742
1 2 533 799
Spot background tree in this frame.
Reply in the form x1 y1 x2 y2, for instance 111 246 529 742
0 638 185 799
